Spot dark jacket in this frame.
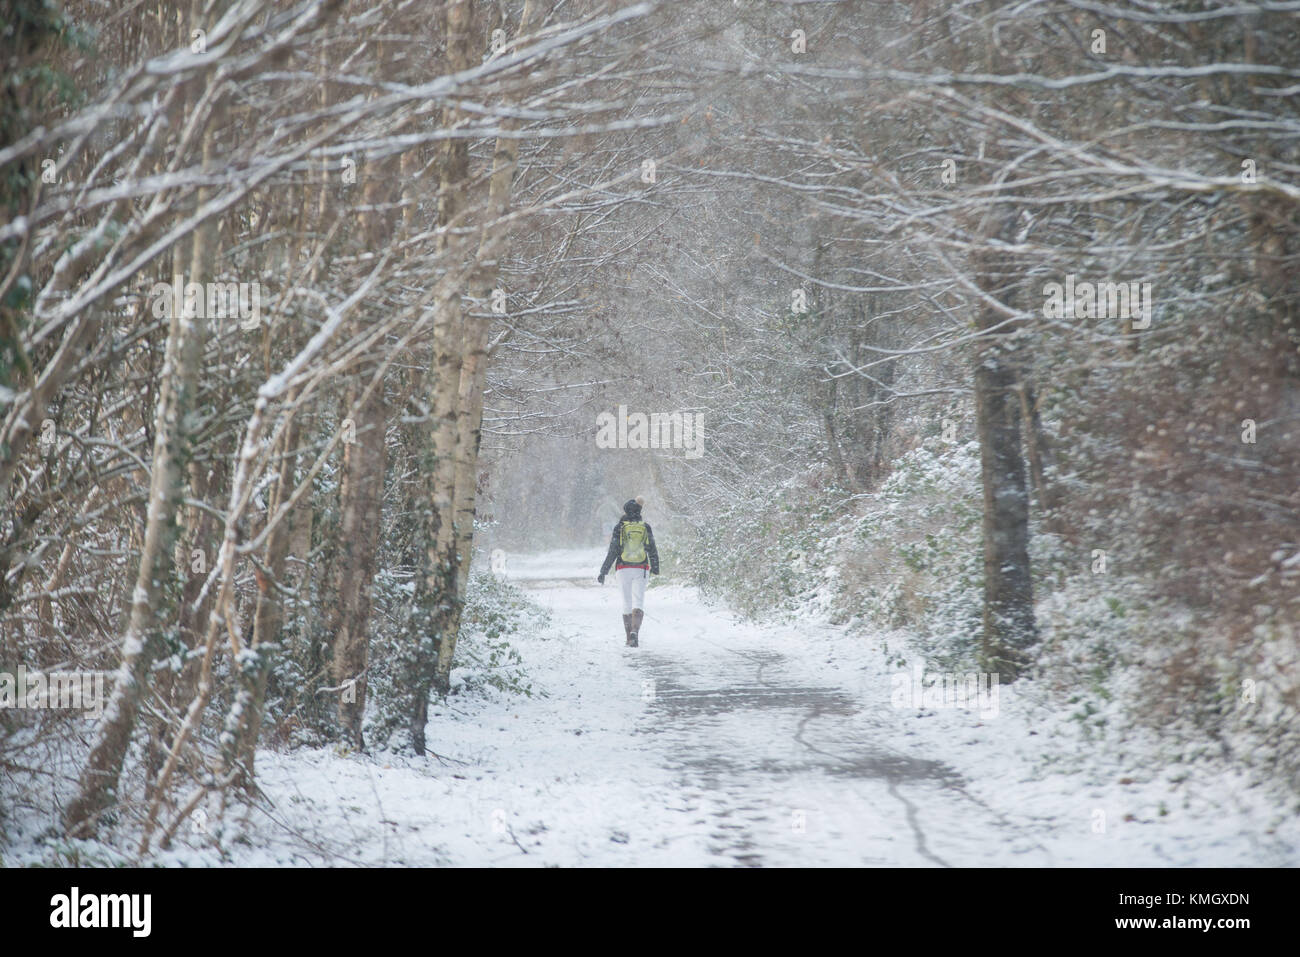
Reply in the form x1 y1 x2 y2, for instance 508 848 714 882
599 500 660 577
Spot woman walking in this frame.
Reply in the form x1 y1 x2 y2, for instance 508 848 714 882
597 497 660 646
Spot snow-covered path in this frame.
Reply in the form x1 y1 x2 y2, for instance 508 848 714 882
609 617 993 866
220 549 1297 867
530 559 1015 867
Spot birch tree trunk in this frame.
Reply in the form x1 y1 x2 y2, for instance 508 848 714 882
407 0 478 752
439 0 538 690
238 405 301 770
331 386 386 748
149 90 227 793
65 233 208 836
327 27 398 751
66 38 226 827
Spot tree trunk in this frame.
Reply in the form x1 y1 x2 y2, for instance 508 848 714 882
437 0 538 691
972 212 1037 679
65 236 207 837
406 0 479 753
331 387 386 748
1017 379 1064 534
234 406 302 773
452 342 488 600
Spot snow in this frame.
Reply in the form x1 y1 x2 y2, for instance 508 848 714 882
104 547 1297 867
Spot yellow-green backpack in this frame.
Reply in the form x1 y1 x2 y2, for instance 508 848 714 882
620 520 648 563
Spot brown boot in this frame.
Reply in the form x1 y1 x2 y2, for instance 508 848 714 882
630 609 644 647
622 613 635 646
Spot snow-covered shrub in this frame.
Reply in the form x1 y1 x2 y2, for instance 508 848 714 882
362 570 543 751
827 439 984 668
446 571 543 699
686 477 830 618
682 437 987 667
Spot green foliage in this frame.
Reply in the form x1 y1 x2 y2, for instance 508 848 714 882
363 571 543 750
453 572 542 698
2 0 92 210
1 0 96 393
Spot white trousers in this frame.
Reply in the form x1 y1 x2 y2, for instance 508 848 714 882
617 566 648 614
